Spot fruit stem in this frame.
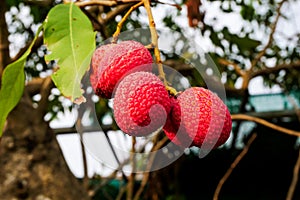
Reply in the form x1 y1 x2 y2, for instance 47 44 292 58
142 0 169 86
166 85 180 96
112 1 143 43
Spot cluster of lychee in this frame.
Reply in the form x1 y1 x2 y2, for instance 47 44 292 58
90 40 232 149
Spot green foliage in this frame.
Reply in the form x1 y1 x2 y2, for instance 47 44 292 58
5 0 22 7
166 195 186 200
240 3 255 21
223 27 260 56
25 46 49 79
0 25 43 137
208 25 261 58
43 3 96 103
163 15 182 32
30 4 52 24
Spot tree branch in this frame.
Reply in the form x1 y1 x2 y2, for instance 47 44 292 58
126 136 136 200
133 135 169 200
112 1 143 42
286 144 300 200
76 0 118 7
281 84 300 200
218 58 246 77
81 7 109 39
250 60 300 79
103 4 135 24
213 133 257 200
76 0 140 7
36 76 54 122
250 0 287 70
76 118 90 190
24 0 54 7
88 134 164 196
25 77 45 95
231 114 300 137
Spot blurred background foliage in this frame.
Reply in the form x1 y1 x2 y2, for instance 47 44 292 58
1 0 300 199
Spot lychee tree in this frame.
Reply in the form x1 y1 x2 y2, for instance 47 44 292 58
0 0 300 199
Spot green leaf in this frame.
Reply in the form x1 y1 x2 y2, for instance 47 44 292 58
5 0 22 7
240 4 255 21
0 25 43 137
222 28 260 55
43 3 96 103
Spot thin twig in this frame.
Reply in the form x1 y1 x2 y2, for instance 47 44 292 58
112 1 143 42
213 133 257 200
133 136 169 200
104 132 128 182
36 76 53 121
81 7 109 39
93 134 162 193
233 0 287 91
286 147 300 200
116 184 127 200
231 114 300 137
154 0 182 10
76 117 89 189
280 85 300 200
76 0 140 7
250 0 287 70
104 4 134 24
126 136 136 200
80 129 89 189
89 133 160 194
91 170 120 195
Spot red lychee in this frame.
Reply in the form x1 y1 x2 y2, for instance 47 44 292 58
113 71 171 136
163 87 232 149
90 40 153 99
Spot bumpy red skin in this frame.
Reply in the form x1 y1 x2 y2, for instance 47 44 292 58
113 72 171 136
163 87 232 149
90 40 153 99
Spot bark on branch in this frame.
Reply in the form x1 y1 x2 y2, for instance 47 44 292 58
250 60 300 78
232 114 300 137
76 0 140 7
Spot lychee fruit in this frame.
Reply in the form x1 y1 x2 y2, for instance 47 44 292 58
113 71 171 136
163 87 232 149
90 40 153 99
